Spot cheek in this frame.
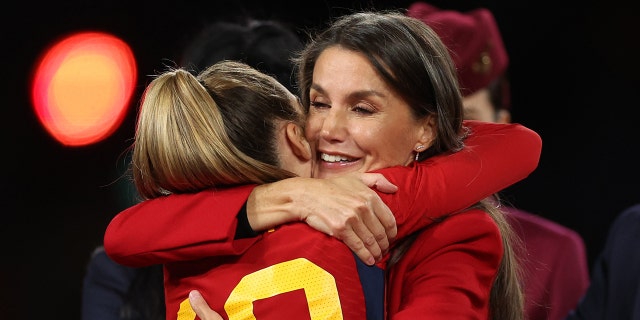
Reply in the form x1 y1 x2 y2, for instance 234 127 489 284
357 126 382 145
356 126 396 150
368 124 417 163
377 121 414 144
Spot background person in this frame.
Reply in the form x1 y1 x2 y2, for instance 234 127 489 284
179 18 304 93
565 203 640 320
406 3 590 320
82 246 164 320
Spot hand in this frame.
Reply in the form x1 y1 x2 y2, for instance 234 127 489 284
247 173 397 266
299 173 397 265
189 290 223 320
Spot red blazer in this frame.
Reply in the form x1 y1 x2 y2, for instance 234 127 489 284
386 209 501 319
104 121 542 319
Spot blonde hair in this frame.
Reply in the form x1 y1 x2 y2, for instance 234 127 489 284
132 60 304 199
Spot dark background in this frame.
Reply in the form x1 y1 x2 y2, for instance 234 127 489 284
3 0 638 318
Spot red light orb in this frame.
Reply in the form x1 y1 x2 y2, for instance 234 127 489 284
32 31 137 146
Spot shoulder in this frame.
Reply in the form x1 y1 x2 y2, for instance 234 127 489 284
505 206 584 244
393 208 503 279
602 203 640 252
441 208 500 233
611 204 640 233
410 208 502 253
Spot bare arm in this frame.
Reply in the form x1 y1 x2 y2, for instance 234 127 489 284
246 175 398 265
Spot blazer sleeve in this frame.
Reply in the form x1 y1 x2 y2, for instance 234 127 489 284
105 121 541 267
104 185 260 267
375 120 542 241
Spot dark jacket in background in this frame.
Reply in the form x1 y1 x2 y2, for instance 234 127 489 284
566 204 640 320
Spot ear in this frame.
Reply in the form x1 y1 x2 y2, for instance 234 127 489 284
496 109 511 124
285 123 312 161
415 115 437 150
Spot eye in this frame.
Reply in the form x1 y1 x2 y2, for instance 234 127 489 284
352 103 375 115
310 101 330 109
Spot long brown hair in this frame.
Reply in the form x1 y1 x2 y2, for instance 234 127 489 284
296 11 524 319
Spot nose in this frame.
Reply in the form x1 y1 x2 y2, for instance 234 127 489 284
319 108 348 143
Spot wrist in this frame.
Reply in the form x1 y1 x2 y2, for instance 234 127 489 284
246 178 305 231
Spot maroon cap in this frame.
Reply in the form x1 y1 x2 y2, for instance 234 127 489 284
407 2 509 97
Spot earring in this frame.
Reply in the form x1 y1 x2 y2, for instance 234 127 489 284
415 145 425 161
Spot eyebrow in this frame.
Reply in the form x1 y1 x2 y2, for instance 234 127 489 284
310 83 387 100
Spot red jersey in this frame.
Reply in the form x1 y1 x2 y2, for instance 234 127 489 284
168 223 382 320
104 121 542 319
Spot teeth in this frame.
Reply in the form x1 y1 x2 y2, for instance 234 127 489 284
321 153 352 163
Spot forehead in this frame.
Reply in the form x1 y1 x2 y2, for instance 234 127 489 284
313 47 390 95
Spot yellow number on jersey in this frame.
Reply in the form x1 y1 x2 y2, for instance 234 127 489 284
177 258 343 320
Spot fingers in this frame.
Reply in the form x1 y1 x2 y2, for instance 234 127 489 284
349 215 383 265
342 230 377 265
189 290 223 320
297 175 397 266
340 194 396 266
370 193 397 243
309 213 380 266
359 173 397 248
